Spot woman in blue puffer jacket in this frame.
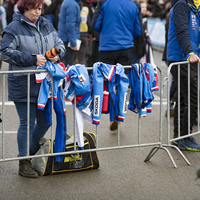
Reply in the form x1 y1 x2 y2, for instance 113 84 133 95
0 0 65 178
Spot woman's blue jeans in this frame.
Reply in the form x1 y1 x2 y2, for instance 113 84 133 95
14 102 51 157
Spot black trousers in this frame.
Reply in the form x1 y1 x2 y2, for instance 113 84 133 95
169 61 198 137
99 48 132 74
64 42 76 66
78 36 88 65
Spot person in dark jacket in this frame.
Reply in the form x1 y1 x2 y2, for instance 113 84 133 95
0 0 65 178
132 1 148 64
58 0 81 66
167 0 200 151
42 0 63 30
87 0 100 69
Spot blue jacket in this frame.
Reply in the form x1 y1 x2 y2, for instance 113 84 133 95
58 0 81 47
167 0 200 61
92 0 142 51
36 61 67 110
0 12 65 103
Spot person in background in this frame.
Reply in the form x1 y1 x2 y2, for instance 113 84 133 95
0 1 7 69
131 1 148 64
77 0 93 65
147 0 161 18
92 0 142 74
2 0 19 25
0 1 7 30
58 0 81 66
167 0 200 151
42 0 63 30
0 0 65 178
158 0 171 20
86 0 99 71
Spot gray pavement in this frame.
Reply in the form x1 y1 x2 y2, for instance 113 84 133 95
1 50 200 200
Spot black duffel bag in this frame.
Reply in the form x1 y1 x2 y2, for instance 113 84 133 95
31 132 100 176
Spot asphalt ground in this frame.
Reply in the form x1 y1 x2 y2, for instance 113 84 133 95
0 50 200 200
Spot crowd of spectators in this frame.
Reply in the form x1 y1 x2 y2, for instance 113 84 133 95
0 0 171 68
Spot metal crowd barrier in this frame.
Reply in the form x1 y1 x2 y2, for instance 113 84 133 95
0 65 172 167
163 61 200 167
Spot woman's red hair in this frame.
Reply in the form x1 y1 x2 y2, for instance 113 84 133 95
18 0 44 14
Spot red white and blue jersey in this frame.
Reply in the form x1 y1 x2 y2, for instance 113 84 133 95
91 62 129 125
63 64 92 120
65 64 90 96
143 63 159 92
142 63 159 114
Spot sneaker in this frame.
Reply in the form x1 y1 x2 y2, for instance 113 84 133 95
171 140 180 146
165 109 174 117
110 120 118 131
178 137 200 151
19 159 38 178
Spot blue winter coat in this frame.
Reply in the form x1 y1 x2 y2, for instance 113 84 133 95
167 0 200 61
0 12 65 103
58 0 81 47
92 0 142 51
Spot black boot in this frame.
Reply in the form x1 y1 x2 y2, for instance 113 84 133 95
19 159 38 178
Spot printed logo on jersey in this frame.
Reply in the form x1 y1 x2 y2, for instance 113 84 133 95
123 92 128 113
191 14 198 29
94 95 100 116
78 74 86 83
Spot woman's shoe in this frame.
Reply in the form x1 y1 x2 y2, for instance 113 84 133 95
19 159 38 178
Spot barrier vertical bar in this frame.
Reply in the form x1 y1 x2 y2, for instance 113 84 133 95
198 64 199 129
117 122 119 146
138 114 141 145
178 64 180 138
1 74 5 159
96 125 98 149
138 65 141 145
167 66 171 146
51 79 54 154
27 73 30 156
74 95 76 151
188 63 190 135
158 67 163 144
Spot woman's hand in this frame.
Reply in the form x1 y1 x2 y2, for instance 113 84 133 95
36 55 47 67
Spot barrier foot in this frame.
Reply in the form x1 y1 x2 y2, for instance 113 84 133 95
168 145 191 166
161 146 177 168
144 147 159 162
144 146 178 168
